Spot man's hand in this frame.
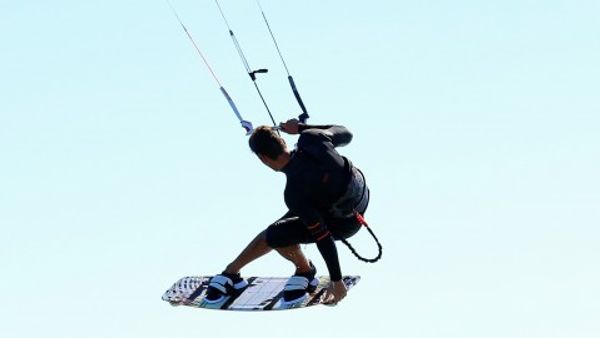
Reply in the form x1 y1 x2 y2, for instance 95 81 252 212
278 118 300 134
323 280 347 305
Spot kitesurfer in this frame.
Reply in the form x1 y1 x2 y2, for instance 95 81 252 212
205 118 369 305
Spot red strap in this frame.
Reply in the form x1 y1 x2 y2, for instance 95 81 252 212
354 211 368 227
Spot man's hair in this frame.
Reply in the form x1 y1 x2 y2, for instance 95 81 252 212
248 126 286 160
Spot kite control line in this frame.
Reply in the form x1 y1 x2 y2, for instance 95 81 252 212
215 0 278 129
167 1 253 135
255 0 310 123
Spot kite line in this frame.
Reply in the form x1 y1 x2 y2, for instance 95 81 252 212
167 1 253 135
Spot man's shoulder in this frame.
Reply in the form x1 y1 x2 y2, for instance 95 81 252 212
298 128 328 145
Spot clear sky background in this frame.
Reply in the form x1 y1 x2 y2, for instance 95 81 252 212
1 1 599 337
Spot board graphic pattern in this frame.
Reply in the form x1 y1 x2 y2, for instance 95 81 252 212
162 275 360 311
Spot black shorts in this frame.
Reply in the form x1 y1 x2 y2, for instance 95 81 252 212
266 170 370 248
265 212 360 248
265 186 370 248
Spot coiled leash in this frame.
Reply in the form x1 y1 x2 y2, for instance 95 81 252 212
340 211 383 263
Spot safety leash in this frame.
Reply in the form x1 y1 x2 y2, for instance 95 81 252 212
340 212 383 263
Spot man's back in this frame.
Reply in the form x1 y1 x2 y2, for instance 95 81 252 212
282 125 354 213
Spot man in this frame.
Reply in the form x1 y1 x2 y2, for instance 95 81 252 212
205 119 369 305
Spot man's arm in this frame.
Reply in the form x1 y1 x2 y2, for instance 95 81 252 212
289 199 343 282
305 216 348 303
314 226 343 282
279 119 353 148
300 209 348 303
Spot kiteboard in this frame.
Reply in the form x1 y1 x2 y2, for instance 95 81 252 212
162 275 360 311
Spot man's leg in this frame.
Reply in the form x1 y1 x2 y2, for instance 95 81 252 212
223 229 272 274
273 244 312 273
223 212 313 274
223 230 312 274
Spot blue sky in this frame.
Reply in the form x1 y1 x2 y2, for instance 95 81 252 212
1 1 599 337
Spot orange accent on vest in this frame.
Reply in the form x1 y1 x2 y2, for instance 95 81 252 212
307 222 320 230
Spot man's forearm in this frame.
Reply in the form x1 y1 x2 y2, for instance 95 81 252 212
316 235 342 281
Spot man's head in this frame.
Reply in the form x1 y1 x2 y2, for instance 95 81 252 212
248 126 289 171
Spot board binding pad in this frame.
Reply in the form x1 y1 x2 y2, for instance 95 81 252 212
162 275 360 311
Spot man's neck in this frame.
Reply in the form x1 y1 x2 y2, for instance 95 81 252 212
274 151 291 171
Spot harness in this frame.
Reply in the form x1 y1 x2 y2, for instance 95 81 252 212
329 166 367 218
294 147 383 263
332 167 383 263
